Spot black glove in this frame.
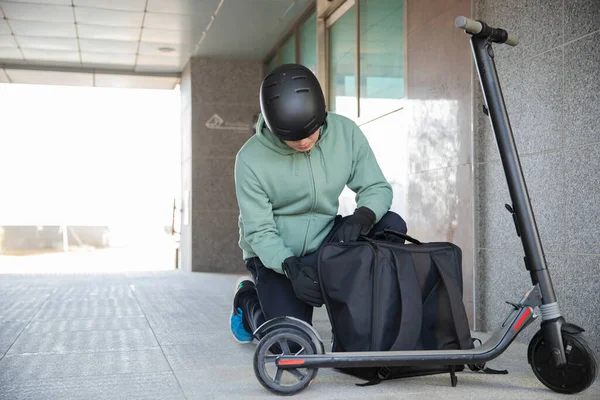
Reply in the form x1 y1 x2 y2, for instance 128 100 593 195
334 206 376 243
282 256 323 307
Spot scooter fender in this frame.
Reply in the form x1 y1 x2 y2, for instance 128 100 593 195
253 316 325 354
561 322 585 335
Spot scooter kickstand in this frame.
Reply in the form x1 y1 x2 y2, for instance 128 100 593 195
449 366 458 387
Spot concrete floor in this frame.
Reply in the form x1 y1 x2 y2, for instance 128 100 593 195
1 270 599 400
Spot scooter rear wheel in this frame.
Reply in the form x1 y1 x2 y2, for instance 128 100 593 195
253 328 320 395
528 330 598 394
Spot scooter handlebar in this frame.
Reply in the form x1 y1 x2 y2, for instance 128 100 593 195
455 16 519 46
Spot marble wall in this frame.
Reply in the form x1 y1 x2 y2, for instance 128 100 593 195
404 0 475 325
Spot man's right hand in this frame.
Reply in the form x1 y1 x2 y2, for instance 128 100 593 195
282 257 324 307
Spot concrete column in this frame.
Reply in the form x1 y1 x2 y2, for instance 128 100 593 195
180 62 193 271
180 58 263 273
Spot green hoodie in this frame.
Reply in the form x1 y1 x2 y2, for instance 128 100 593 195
234 112 392 273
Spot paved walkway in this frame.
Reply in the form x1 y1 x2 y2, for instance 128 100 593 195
1 271 599 399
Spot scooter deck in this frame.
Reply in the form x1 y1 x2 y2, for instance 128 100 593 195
275 305 535 369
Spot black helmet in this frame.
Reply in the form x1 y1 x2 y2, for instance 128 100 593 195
259 64 326 141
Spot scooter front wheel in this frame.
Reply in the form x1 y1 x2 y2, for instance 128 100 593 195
528 330 598 394
253 328 320 396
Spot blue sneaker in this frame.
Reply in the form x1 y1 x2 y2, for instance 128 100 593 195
231 307 253 343
230 277 255 343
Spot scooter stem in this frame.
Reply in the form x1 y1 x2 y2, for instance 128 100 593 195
469 35 566 367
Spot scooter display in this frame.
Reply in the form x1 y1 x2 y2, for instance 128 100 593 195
251 16 599 396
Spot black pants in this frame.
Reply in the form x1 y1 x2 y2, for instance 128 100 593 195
239 211 408 338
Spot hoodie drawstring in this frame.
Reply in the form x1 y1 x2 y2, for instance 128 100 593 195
318 144 328 183
293 153 299 176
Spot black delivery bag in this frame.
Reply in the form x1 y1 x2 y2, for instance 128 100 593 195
317 229 474 382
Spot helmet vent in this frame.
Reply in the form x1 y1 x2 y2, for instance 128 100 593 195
268 95 280 103
303 116 316 129
292 76 307 80
295 88 309 93
265 82 278 89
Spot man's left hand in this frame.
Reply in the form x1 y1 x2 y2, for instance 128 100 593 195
333 206 376 243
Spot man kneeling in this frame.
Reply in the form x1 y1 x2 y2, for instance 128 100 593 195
230 64 407 343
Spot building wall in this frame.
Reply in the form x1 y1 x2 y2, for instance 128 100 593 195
179 58 262 273
474 0 600 351
178 2 600 353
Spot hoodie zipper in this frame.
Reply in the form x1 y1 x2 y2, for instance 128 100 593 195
300 150 318 255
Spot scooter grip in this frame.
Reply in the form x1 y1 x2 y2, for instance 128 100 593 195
455 16 483 34
505 33 519 46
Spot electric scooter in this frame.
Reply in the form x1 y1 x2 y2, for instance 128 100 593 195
251 16 599 396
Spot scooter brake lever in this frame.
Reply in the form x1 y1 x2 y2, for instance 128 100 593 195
505 301 520 310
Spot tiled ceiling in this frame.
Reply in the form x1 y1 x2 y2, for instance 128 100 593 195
0 0 313 88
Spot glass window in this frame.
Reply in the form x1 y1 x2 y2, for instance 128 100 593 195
328 5 357 120
281 34 296 64
299 11 317 74
266 54 278 74
359 0 405 120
